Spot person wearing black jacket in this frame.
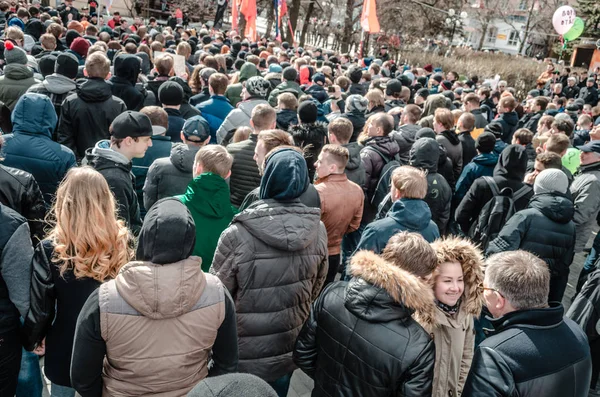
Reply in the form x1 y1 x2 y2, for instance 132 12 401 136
563 77 580 99
0 203 34 397
109 54 146 111
463 250 591 397
456 144 533 235
71 198 238 396
294 245 436 397
487 169 575 303
57 52 127 160
579 78 599 106
457 112 477 168
521 97 548 134
289 101 328 181
496 96 519 143
57 0 80 25
84 111 153 235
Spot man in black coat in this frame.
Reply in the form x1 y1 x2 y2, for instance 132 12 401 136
521 96 548 134
463 250 591 397
109 54 146 111
457 112 477 166
496 96 519 143
57 52 127 160
84 111 153 235
579 78 599 106
294 236 436 397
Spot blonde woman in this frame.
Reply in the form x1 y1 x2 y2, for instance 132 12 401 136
23 166 133 397
430 236 484 397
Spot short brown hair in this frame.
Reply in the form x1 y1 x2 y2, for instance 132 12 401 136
458 112 475 131
140 106 168 129
538 115 554 130
176 41 191 57
208 73 229 95
372 113 394 136
155 54 174 76
328 118 353 144
513 128 533 145
535 152 562 170
499 96 517 111
434 108 454 130
5 26 24 43
335 76 351 91
463 93 480 106
365 89 384 108
195 145 233 178
533 97 549 111
485 250 550 310
251 104 276 131
232 126 252 143
392 166 427 199
258 129 293 153
85 52 110 79
403 104 422 124
321 144 349 170
551 119 574 137
382 231 438 278
546 133 570 155
150 41 163 53
277 92 298 110
86 24 98 36
40 33 56 50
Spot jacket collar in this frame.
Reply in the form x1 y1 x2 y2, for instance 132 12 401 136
486 303 565 336
315 173 347 184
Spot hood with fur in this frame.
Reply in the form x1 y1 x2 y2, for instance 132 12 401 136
349 250 436 331
430 236 484 319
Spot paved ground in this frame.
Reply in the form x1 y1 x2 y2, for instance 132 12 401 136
38 232 592 397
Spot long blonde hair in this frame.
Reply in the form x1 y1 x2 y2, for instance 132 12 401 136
47 167 133 282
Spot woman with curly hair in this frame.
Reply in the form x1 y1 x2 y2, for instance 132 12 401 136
430 236 484 397
23 166 133 397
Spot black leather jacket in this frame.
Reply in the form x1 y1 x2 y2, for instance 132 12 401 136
462 303 592 397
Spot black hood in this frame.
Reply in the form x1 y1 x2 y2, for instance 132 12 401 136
500 111 519 127
114 54 141 85
135 52 152 75
344 141 363 172
77 78 113 102
529 193 574 224
409 137 438 172
494 144 528 181
440 129 460 145
136 198 196 264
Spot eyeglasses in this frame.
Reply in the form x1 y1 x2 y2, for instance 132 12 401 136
481 286 504 298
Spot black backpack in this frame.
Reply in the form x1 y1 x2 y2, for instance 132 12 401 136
468 176 531 251
365 146 401 210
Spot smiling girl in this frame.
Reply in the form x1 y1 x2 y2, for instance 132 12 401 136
430 237 484 397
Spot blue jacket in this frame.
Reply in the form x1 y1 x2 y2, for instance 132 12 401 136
2 94 75 205
494 140 507 156
196 95 234 143
165 108 185 143
455 152 498 204
132 135 172 216
356 198 440 254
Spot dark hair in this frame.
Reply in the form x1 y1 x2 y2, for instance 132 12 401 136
551 119 574 137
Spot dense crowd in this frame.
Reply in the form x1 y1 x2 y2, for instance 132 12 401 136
0 2 600 397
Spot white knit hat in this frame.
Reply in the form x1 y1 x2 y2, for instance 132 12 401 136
534 169 568 195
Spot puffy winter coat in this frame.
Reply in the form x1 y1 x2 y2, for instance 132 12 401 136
27 73 77 118
109 54 146 111
360 136 400 199
571 161 600 252
409 138 452 235
567 269 600 390
0 164 46 242
227 134 262 207
0 64 39 111
268 80 302 107
131 135 172 213
454 152 498 205
1 94 76 205
391 123 420 164
436 130 463 181
496 111 519 143
211 200 328 381
57 78 127 160
276 109 298 131
305 84 328 103
343 141 366 189
456 145 533 235
197 95 234 143
289 122 328 181
462 304 591 397
293 250 436 397
143 143 199 211
216 98 269 144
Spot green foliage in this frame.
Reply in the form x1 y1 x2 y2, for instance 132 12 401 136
577 0 600 38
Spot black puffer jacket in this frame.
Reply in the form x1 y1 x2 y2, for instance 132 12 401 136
227 134 262 207
391 123 420 164
463 304 591 397
340 112 366 142
409 138 452 235
109 55 146 111
294 250 435 397
0 164 46 242
57 78 127 160
289 122 328 181
456 145 533 235
343 141 366 189
143 143 199 211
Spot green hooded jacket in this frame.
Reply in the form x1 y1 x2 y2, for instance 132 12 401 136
225 63 259 108
177 172 237 271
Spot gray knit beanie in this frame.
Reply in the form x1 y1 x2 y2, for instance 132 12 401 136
534 169 568 195
346 94 368 113
3 41 28 65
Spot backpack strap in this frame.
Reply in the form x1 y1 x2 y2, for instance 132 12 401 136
365 145 391 164
482 176 500 197
513 184 532 201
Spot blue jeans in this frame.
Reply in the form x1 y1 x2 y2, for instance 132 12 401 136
268 373 292 397
16 348 43 397
52 383 76 397
340 224 365 281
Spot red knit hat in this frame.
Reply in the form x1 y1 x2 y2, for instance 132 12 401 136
70 37 90 58
424 64 433 73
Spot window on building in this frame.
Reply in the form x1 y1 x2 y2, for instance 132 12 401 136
518 0 527 10
508 30 519 46
486 26 498 44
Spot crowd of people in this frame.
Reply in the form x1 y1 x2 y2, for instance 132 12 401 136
1 1 600 397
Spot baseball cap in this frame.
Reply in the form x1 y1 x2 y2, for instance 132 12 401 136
182 116 210 142
111 111 153 139
577 141 600 154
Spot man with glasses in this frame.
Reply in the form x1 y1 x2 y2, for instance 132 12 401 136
462 250 591 397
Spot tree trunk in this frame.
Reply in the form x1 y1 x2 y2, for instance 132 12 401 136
300 1 315 47
518 0 535 55
478 20 488 50
265 0 274 38
285 0 301 43
341 0 354 53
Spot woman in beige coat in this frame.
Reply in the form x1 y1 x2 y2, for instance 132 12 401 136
430 236 484 397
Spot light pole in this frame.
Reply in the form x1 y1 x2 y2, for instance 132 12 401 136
445 9 468 46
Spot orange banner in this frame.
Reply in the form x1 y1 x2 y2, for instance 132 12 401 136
360 0 380 33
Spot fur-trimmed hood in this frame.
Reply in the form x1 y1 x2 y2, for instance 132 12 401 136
348 250 436 331
430 236 484 320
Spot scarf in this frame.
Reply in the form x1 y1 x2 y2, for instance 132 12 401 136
436 299 461 315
